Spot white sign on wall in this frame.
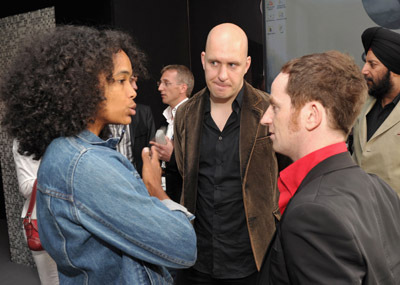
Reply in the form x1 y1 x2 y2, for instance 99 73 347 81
262 0 400 92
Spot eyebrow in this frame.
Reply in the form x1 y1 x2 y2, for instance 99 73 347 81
207 58 219 63
367 59 379 64
114 70 131 77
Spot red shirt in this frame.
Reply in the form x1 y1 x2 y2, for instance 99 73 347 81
278 142 348 214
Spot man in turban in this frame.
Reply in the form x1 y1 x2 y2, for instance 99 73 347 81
352 26 400 196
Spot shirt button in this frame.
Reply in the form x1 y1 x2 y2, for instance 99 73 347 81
218 136 222 141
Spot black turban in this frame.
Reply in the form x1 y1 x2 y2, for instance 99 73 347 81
362 26 400 75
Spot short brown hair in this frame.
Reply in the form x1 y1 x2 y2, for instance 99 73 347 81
161 65 194 97
281 50 367 135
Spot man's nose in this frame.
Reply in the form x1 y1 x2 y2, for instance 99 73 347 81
218 65 228 81
361 63 369 76
260 106 273 126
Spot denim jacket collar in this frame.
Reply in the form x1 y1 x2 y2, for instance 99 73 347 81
77 129 120 149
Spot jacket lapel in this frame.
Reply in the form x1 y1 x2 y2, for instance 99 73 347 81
370 98 400 141
129 115 136 146
182 88 207 212
281 152 356 223
240 82 268 180
357 96 376 151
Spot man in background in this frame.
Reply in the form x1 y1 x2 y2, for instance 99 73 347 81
351 26 400 195
150 64 194 203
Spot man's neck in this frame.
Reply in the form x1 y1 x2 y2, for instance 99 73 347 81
209 93 237 132
382 79 400 106
294 131 346 162
210 101 232 132
382 90 399 106
170 96 187 110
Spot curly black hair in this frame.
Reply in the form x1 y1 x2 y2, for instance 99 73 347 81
0 25 147 160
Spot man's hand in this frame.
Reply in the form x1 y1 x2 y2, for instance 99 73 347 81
149 136 173 162
141 146 169 200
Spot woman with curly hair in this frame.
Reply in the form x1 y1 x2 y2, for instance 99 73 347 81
1 25 196 284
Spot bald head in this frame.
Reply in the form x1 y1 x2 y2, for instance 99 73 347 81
205 23 248 57
201 23 251 103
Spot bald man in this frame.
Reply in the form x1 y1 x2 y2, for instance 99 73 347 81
351 27 400 195
174 23 283 284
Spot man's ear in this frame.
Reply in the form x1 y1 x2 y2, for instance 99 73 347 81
201 51 206 70
180 84 188 95
390 71 400 78
304 101 323 131
245 56 251 73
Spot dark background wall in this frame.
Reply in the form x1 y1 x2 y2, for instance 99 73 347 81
0 0 265 219
112 0 192 128
0 0 264 129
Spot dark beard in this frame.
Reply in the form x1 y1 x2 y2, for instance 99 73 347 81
367 70 392 100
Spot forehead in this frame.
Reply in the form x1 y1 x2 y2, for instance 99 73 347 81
365 49 377 59
205 35 247 61
365 50 389 73
112 50 132 74
365 50 383 64
161 69 178 80
270 73 290 103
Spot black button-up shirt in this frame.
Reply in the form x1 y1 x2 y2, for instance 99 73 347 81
367 93 400 141
193 87 257 278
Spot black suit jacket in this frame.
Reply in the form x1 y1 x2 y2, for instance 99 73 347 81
165 149 182 203
129 104 155 176
259 152 400 284
159 118 183 203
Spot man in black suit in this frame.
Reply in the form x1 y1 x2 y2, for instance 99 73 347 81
127 103 155 175
150 65 194 203
258 51 400 284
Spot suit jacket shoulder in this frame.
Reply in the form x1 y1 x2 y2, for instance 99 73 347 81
352 94 400 194
262 152 400 284
129 104 156 175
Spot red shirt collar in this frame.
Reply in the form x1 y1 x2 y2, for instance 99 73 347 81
278 142 348 214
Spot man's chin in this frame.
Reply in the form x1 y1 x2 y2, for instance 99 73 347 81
271 142 287 156
271 141 279 153
209 89 236 101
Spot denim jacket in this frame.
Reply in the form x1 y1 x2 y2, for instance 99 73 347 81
36 130 197 284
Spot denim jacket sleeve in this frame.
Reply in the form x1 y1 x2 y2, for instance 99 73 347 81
70 148 196 268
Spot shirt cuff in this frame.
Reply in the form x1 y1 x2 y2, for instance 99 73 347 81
161 199 195 221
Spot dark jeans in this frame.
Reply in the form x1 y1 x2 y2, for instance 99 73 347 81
174 268 258 285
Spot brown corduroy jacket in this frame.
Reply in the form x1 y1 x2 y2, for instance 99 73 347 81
174 81 281 270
